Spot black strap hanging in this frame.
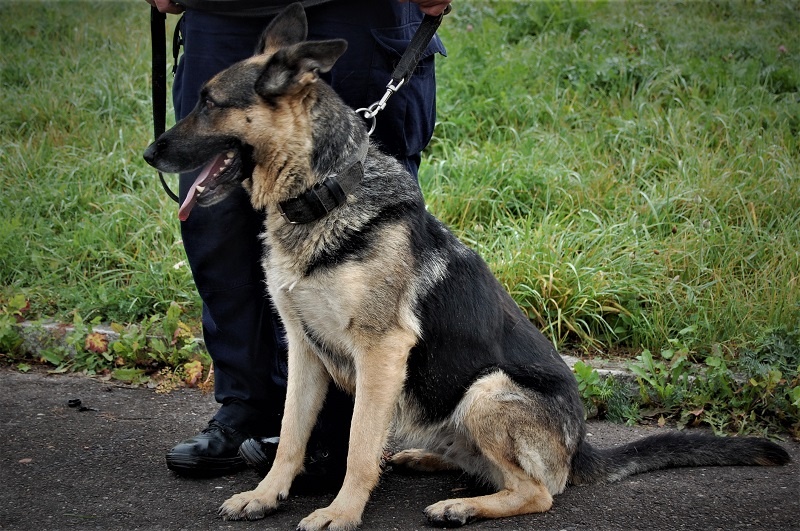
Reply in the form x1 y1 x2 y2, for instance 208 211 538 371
391 6 450 87
150 6 180 203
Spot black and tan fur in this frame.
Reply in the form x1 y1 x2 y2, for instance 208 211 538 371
143 4 790 530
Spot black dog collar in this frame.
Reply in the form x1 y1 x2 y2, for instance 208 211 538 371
278 141 369 224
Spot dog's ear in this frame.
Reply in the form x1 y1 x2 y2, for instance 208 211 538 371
255 39 348 98
255 2 308 56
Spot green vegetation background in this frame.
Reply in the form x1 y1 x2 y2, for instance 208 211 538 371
1 1 798 434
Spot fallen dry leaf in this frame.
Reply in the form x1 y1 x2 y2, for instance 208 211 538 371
85 332 108 354
183 360 203 387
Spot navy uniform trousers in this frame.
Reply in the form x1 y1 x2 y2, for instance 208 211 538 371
172 0 445 439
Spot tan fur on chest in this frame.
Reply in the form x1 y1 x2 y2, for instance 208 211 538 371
263 222 422 392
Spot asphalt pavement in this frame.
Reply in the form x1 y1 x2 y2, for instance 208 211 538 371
1 367 798 531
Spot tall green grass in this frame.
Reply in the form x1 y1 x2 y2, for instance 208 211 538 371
423 0 800 353
1 2 192 321
2 1 798 360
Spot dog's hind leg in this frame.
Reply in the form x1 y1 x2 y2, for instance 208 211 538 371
297 329 417 531
219 336 330 521
424 469 553 527
424 370 570 526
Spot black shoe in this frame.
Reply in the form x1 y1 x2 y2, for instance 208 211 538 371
238 436 280 475
239 437 347 493
166 420 250 478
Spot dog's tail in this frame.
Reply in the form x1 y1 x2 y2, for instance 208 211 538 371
569 432 790 486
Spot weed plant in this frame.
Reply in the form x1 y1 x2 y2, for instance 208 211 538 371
1 1 798 432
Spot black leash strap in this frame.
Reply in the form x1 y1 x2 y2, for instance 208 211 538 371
391 6 450 88
357 5 450 134
150 6 180 203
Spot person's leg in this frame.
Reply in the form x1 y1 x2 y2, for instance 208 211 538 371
166 10 287 477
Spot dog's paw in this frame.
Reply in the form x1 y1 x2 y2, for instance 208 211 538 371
389 448 428 468
390 449 456 472
424 498 476 527
218 489 281 521
297 506 361 531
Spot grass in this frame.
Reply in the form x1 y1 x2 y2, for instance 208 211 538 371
1 1 191 321
1 1 799 432
422 0 800 354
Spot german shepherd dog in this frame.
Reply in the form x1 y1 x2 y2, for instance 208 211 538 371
144 4 790 529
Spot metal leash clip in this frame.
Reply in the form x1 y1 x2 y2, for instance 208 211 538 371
356 78 405 136
356 5 450 136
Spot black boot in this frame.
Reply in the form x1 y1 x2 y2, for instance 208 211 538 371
238 436 347 494
238 436 280 476
166 419 250 478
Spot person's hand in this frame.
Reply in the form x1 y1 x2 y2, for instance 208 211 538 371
145 0 184 15
404 0 451 17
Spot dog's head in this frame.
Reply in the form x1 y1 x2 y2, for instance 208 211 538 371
143 3 347 220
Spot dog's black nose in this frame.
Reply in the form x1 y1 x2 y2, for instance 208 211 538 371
143 142 158 166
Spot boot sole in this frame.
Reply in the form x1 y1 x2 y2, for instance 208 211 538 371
166 452 247 478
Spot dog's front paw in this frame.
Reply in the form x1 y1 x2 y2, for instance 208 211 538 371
218 489 282 521
424 498 476 527
297 506 361 531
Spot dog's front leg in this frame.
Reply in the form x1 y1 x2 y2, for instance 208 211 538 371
219 337 329 520
297 330 415 531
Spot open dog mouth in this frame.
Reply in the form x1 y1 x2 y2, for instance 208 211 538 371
179 150 242 221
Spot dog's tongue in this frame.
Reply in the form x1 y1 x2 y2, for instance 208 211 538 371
178 153 228 221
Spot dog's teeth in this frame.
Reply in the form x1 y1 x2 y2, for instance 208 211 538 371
226 151 235 159
196 185 206 193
